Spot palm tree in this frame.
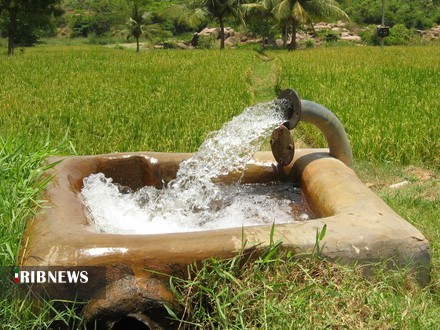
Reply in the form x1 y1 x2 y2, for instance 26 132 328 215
266 0 349 50
127 1 162 52
126 1 145 52
178 0 246 49
242 0 275 47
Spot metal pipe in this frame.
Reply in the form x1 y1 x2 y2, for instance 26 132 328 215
300 100 353 167
277 89 302 130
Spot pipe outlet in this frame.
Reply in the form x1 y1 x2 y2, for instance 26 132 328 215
274 89 353 167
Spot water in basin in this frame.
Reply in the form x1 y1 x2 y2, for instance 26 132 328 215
81 99 314 234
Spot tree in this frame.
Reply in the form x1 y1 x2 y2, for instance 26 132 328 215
242 0 277 47
126 1 163 52
336 0 440 30
68 0 130 38
178 0 246 49
0 0 62 55
268 0 349 49
127 1 144 52
0 1 20 55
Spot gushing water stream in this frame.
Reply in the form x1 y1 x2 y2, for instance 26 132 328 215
81 99 311 234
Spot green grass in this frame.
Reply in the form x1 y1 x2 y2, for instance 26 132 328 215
0 46 255 155
276 46 440 165
0 136 86 328
167 241 439 329
0 136 61 266
354 161 440 283
0 44 439 328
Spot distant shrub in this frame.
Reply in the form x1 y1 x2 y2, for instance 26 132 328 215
316 28 340 43
70 11 93 38
358 25 381 46
387 24 419 45
340 0 440 30
197 34 217 49
305 39 315 48
359 24 420 46
162 40 177 49
324 31 340 42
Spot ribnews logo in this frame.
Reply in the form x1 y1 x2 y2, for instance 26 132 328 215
1 266 107 300
13 266 89 284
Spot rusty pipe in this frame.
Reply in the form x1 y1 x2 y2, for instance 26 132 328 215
300 100 353 167
277 89 302 130
276 89 353 167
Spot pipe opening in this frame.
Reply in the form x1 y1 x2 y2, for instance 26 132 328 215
111 313 153 330
277 89 302 129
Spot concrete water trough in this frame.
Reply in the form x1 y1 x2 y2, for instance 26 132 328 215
18 92 430 329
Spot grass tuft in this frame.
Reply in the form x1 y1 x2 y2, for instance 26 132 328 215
0 136 88 328
167 239 440 329
0 136 61 266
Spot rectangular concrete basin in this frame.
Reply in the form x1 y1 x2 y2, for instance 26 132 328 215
19 149 430 286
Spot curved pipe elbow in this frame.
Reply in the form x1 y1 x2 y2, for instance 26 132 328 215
300 100 353 167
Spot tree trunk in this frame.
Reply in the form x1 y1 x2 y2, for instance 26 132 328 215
136 37 140 52
219 16 225 50
8 5 19 55
283 22 288 48
288 17 297 51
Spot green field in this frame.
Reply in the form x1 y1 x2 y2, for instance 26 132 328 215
0 47 254 154
1 45 439 328
1 46 438 163
277 47 440 165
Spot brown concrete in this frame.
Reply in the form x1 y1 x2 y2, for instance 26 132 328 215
19 149 430 322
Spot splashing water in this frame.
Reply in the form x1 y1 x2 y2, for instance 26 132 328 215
81 99 311 234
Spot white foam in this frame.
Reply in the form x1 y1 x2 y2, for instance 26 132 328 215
81 174 301 234
81 100 309 235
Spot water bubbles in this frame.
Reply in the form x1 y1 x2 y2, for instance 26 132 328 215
81 100 312 234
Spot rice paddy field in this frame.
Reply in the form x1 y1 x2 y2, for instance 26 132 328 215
277 47 440 165
0 47 253 154
0 44 439 328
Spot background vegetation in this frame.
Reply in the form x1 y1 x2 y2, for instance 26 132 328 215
1 0 439 52
337 0 440 30
0 43 438 328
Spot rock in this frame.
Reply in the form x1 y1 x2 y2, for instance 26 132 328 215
197 27 235 39
389 180 410 189
337 21 347 27
198 27 219 37
341 35 362 42
225 36 239 46
224 27 235 38
314 22 331 30
275 39 284 47
176 42 189 49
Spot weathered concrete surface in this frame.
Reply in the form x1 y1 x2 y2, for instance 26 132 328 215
19 149 430 322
